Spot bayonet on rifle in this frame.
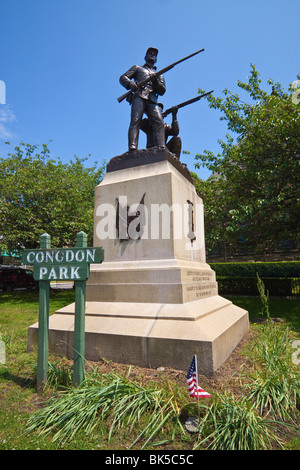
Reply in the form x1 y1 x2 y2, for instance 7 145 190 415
162 90 214 117
117 48 205 104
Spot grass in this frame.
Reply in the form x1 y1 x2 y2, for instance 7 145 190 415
0 289 76 450
225 295 300 331
0 287 299 450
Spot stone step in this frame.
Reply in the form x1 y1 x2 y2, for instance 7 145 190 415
27 295 249 374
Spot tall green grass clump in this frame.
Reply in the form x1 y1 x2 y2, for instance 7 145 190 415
194 392 284 450
244 324 300 420
26 369 183 449
243 276 300 421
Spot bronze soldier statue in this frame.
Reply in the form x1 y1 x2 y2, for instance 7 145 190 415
119 47 166 151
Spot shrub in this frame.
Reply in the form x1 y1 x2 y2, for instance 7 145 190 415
210 261 300 278
216 277 299 296
210 261 300 296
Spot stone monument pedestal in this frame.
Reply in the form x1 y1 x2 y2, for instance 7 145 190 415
27 148 249 375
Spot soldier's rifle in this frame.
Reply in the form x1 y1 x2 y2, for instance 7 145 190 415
117 48 205 104
162 90 214 117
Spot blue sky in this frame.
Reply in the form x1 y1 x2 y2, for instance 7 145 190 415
0 0 299 180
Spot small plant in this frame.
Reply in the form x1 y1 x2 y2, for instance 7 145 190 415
47 361 73 389
256 273 271 320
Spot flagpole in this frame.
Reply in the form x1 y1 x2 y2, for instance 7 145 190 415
194 354 199 398
195 353 201 422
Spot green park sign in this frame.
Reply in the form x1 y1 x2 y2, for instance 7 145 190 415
22 231 104 391
22 246 103 281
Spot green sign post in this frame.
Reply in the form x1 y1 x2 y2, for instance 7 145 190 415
22 231 104 391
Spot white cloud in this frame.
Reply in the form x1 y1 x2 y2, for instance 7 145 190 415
0 105 17 139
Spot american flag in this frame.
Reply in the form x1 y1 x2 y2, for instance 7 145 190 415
186 355 211 398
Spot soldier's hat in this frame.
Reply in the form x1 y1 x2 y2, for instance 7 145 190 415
146 47 158 56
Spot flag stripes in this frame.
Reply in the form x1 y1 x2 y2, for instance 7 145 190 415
186 355 211 399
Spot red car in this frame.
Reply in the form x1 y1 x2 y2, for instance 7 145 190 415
0 266 38 291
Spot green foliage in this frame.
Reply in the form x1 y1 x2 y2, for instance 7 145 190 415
217 277 299 296
244 323 300 421
210 261 300 296
195 393 285 450
193 65 300 255
210 261 300 278
244 277 300 421
47 361 74 389
26 369 183 449
0 142 105 251
256 273 271 318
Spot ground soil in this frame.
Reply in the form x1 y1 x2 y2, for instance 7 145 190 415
81 330 254 396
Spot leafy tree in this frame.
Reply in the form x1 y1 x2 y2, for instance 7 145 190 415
194 65 300 256
0 142 104 252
